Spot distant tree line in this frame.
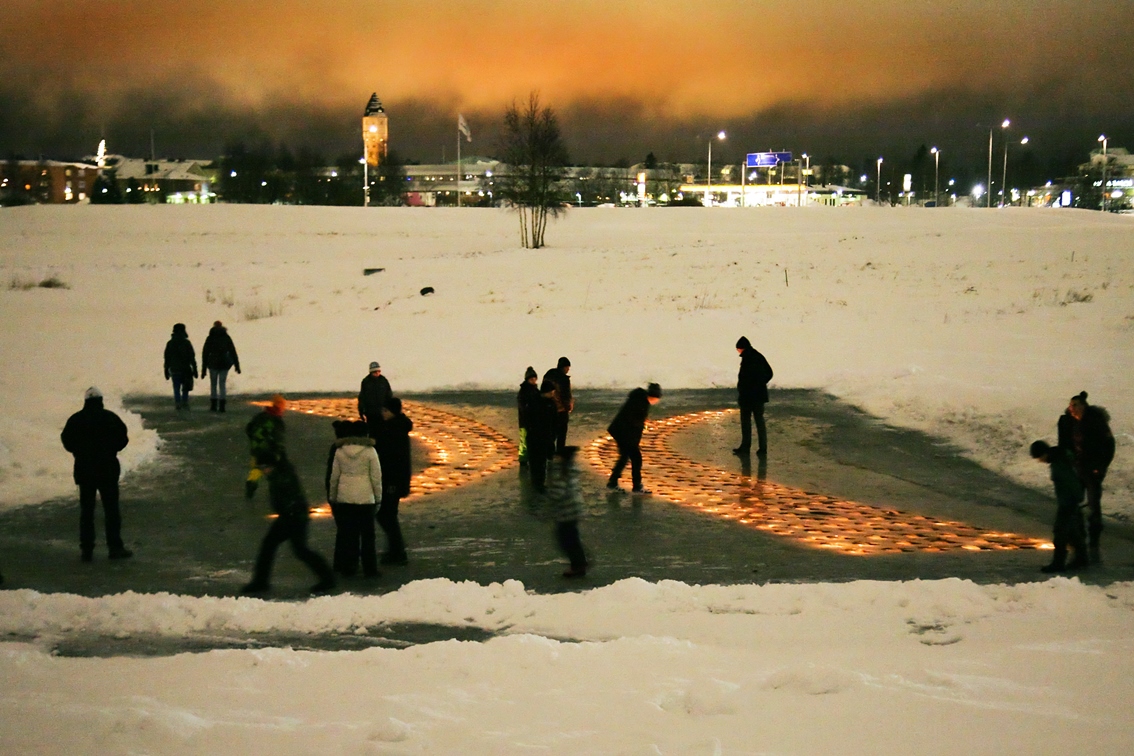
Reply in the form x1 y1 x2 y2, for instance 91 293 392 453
216 140 407 205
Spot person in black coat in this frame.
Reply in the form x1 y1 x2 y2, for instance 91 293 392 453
550 356 574 454
606 383 662 493
517 366 540 466
1030 440 1089 573
200 320 241 413
163 322 198 410
1057 391 1116 563
358 361 392 441
242 453 336 596
60 387 132 561
733 336 774 456
527 378 560 492
376 397 414 565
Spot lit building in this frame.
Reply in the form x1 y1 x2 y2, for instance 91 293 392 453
362 93 389 168
0 160 99 204
99 155 217 203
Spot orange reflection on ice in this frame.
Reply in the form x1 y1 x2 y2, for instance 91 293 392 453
585 409 1050 556
251 398 517 507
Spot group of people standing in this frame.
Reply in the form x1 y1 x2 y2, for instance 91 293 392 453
241 361 413 595
53 326 1118 592
1031 391 1117 573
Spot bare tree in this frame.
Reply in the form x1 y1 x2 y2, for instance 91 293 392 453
497 93 569 249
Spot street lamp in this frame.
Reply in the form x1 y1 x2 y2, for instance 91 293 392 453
987 119 1009 207
929 147 940 207
707 131 726 205
876 157 883 204
1098 134 1108 212
1002 134 1028 208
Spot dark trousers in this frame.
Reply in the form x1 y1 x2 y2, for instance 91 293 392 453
1051 503 1088 567
365 417 385 443
556 520 587 571
529 446 550 490
249 513 334 587
554 413 570 454
331 503 378 576
171 374 191 406
608 439 643 490
377 487 406 556
1085 473 1105 548
79 480 124 553
739 402 767 452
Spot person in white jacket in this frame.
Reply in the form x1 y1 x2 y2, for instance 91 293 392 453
328 420 383 578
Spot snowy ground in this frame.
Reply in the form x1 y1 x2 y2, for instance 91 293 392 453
2 204 1133 752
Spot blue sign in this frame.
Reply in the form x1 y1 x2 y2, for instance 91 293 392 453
747 152 793 168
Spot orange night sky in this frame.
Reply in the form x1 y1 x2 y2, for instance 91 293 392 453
1 0 1131 169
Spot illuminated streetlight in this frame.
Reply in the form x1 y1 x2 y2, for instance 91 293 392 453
930 147 940 208
707 131 726 205
1098 134 1108 212
876 157 883 204
1002 133 1029 208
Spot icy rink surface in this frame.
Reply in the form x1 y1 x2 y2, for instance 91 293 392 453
2 204 1132 752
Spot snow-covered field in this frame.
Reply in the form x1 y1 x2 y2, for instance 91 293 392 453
2 204 1132 753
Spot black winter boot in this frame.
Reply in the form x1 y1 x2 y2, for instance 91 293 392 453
219 399 226 413
210 398 218 412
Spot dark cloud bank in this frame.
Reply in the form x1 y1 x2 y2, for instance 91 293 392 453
2 74 1131 184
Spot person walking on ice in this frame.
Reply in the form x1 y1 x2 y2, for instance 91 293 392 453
242 451 336 596
163 323 198 410
201 320 241 413
606 383 662 494
547 445 588 578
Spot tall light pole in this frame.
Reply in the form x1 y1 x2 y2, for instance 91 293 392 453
988 119 1009 208
707 130 726 206
1098 134 1108 212
1002 135 1028 207
876 157 883 204
930 147 940 208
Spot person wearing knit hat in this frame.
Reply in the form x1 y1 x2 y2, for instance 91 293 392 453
733 336 774 457
516 366 540 466
606 383 662 494
244 394 288 499
550 357 575 454
358 361 393 441
61 386 132 561
201 320 241 413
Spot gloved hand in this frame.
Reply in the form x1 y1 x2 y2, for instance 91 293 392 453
235 366 242 374
164 369 170 380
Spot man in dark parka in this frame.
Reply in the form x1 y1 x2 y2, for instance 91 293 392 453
527 378 560 492
606 383 662 493
376 397 414 565
1057 391 1116 563
550 356 574 454
734 336 773 456
358 361 392 441
60 387 132 561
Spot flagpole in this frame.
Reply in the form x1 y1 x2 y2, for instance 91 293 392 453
456 117 461 208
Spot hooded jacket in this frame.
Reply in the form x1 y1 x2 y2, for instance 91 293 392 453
164 325 198 378
737 345 773 407
329 436 383 504
201 325 240 372
1058 404 1116 475
61 396 129 485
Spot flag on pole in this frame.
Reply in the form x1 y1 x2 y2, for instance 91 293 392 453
458 114 471 142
